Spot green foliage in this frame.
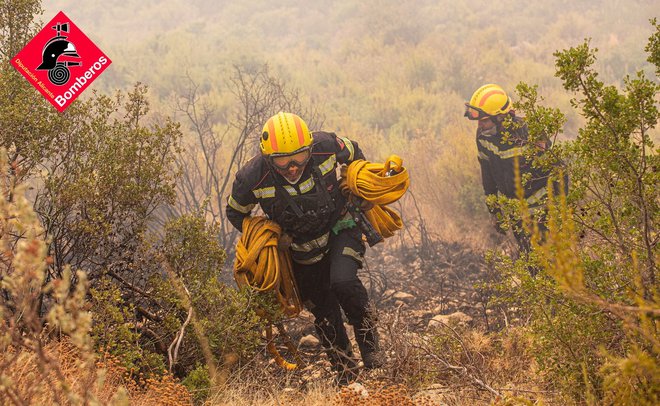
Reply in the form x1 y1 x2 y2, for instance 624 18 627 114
646 18 660 76
513 83 568 173
0 1 74 183
161 210 227 291
552 34 659 293
34 84 181 278
181 364 211 405
487 251 620 401
150 212 264 376
491 21 659 403
600 346 660 405
90 278 165 375
0 0 42 61
82 211 264 400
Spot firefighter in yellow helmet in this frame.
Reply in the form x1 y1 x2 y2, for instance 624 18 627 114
465 84 557 253
226 112 383 384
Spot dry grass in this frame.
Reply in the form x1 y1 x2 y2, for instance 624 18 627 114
205 381 446 406
0 340 100 404
205 381 336 406
335 384 441 406
0 326 548 406
0 339 193 405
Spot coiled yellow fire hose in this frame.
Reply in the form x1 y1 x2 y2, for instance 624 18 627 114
234 216 303 370
341 155 410 238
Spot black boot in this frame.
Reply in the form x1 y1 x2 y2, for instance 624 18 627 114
355 315 384 369
330 280 385 370
314 316 358 385
327 344 359 386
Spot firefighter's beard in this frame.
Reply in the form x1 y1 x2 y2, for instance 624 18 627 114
477 117 498 137
276 165 306 184
478 117 496 131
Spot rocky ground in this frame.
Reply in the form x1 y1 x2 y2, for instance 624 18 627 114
239 237 518 405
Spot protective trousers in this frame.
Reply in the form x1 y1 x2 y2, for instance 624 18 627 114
292 227 380 382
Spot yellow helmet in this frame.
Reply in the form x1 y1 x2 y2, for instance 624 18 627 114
260 112 313 156
464 84 511 120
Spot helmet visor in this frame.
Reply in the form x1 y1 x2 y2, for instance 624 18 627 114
270 148 311 170
464 104 490 121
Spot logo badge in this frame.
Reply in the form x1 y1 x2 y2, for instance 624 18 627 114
11 11 111 112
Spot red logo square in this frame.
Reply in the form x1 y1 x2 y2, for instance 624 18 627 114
11 11 111 112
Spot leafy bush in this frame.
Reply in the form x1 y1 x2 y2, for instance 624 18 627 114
182 364 211 405
90 278 166 375
490 20 659 404
149 212 265 382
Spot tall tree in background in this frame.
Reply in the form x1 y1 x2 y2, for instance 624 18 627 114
170 64 322 251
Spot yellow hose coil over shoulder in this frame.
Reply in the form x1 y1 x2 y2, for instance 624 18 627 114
233 216 303 370
342 155 410 238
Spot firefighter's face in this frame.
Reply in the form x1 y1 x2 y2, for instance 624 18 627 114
271 149 310 183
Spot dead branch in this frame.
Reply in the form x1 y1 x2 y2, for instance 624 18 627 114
168 283 193 373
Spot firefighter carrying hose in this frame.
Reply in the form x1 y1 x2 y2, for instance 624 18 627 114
464 84 564 253
226 112 383 385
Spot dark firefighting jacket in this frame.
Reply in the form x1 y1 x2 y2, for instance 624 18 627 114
476 115 551 210
226 131 365 265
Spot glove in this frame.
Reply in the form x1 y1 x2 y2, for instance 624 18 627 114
278 233 293 251
349 194 374 211
339 164 348 179
339 165 349 191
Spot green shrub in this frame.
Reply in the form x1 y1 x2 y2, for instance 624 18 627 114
490 20 659 403
150 212 265 380
90 278 165 375
182 364 211 405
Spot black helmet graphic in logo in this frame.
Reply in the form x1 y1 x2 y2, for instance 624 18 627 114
36 22 81 86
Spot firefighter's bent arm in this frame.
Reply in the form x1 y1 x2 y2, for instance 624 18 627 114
334 135 366 164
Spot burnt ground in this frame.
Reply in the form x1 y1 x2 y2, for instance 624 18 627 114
235 236 521 404
365 241 491 329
